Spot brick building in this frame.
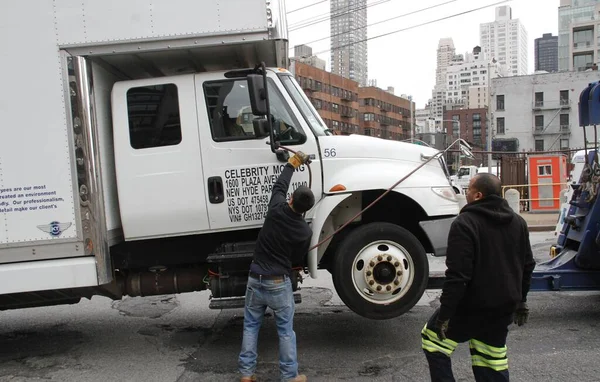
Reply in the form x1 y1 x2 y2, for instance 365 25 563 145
443 108 488 146
359 87 412 140
443 107 488 167
292 61 414 140
292 61 360 136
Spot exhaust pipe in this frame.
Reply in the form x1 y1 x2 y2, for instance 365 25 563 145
119 267 209 297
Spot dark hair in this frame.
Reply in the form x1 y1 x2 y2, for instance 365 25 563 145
292 186 315 213
472 173 502 197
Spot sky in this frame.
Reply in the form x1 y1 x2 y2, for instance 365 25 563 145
286 0 559 109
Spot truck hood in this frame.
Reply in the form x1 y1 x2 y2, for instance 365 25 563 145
317 134 440 163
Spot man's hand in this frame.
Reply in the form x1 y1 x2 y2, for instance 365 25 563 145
288 151 310 169
514 302 529 326
433 318 449 340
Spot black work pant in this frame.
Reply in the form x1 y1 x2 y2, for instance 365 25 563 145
421 308 513 382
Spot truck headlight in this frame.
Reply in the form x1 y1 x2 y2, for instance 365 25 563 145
431 187 458 202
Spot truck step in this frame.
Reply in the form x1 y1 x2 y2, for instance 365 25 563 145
206 252 254 263
209 293 302 309
207 241 257 263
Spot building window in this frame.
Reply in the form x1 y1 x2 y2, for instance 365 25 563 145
535 139 544 151
560 114 569 129
496 95 505 110
496 117 505 134
560 90 569 105
573 28 593 48
560 139 570 149
574 53 594 71
363 113 375 121
535 92 543 107
127 83 182 149
535 115 544 130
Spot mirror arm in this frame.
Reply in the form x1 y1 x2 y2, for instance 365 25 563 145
258 61 276 154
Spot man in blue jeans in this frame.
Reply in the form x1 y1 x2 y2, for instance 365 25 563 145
238 151 313 382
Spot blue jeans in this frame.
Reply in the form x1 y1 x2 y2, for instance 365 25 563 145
238 274 298 382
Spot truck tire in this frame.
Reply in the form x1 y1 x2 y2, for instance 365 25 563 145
332 222 429 320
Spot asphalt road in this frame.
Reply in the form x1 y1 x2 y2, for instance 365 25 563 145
2 232 600 382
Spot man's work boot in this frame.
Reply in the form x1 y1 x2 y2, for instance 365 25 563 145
240 375 257 382
288 375 307 382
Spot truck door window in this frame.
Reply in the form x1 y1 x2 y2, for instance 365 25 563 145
203 79 305 144
126 84 182 149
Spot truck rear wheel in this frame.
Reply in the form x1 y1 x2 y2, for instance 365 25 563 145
332 222 429 320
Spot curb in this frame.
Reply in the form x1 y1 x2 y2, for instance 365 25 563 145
528 225 556 232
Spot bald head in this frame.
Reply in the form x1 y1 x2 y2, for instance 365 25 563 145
471 173 502 198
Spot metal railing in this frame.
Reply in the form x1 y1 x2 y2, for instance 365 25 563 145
501 182 568 197
501 182 569 211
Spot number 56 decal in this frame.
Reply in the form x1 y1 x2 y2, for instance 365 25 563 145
323 148 337 157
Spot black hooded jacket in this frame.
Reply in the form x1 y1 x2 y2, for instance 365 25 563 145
250 163 312 276
438 195 536 321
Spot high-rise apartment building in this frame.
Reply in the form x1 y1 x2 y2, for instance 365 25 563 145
430 38 456 130
535 33 559 72
560 1 600 71
293 44 326 71
479 5 528 76
558 0 600 71
436 38 456 86
330 0 368 86
445 46 501 108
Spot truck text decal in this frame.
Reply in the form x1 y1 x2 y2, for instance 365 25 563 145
0 184 65 213
223 164 308 223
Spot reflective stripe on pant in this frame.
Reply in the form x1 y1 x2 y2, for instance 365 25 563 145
421 323 458 356
422 308 512 382
469 339 509 379
421 323 459 382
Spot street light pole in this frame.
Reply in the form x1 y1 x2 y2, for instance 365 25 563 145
487 61 493 172
431 118 463 172
409 95 414 143
457 120 461 170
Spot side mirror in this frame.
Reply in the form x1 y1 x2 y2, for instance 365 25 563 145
247 74 268 116
459 139 475 159
253 118 270 139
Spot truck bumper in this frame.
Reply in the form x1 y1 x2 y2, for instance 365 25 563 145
0 257 98 295
419 217 456 257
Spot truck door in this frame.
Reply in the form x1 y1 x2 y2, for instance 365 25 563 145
112 75 211 240
194 72 322 230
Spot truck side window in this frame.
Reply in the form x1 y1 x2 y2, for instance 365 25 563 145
204 79 306 145
126 84 182 150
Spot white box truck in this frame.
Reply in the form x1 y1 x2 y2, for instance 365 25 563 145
0 0 459 320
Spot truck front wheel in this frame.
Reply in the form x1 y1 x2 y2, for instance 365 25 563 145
332 222 429 320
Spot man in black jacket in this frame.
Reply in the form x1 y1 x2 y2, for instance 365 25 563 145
421 173 535 382
238 151 313 382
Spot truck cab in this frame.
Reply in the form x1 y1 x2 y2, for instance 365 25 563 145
0 0 459 320
450 165 478 191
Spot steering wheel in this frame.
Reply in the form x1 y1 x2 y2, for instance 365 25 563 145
274 120 293 141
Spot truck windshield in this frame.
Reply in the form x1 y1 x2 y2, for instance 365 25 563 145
458 167 470 177
278 74 332 136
